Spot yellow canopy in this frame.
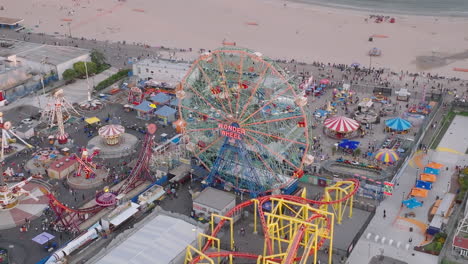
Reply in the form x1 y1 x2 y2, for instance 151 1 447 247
85 117 101 125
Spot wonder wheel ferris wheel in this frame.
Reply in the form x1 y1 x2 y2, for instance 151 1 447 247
176 47 312 196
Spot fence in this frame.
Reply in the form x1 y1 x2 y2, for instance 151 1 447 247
5 75 59 102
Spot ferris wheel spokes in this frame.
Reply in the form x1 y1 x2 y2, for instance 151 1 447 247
185 82 231 121
239 85 294 125
237 65 270 120
196 65 232 116
214 53 235 114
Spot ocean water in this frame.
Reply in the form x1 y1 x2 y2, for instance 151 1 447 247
289 0 468 16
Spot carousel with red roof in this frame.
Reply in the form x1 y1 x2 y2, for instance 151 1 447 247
323 116 362 139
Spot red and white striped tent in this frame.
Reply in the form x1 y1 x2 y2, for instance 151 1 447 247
324 116 360 133
98 124 125 137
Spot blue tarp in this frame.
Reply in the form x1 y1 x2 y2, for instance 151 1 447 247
424 167 440 175
338 139 360 150
385 117 412 131
402 197 423 209
416 180 433 190
155 105 176 117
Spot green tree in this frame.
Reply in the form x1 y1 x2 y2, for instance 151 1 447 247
354 148 361 157
90 49 106 66
62 68 77 81
73 61 97 77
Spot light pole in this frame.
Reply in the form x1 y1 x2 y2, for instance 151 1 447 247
84 61 91 101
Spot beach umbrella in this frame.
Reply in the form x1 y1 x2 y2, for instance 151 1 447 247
385 117 412 131
323 116 360 133
320 79 330 85
374 148 399 163
351 62 360 67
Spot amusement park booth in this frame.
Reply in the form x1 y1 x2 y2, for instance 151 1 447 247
154 105 177 125
385 117 412 134
150 93 172 106
193 187 236 221
424 162 444 175
134 100 155 120
47 156 78 179
323 116 361 139
396 89 411 101
85 117 101 126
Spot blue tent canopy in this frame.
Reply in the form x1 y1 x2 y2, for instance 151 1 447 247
338 139 360 150
424 167 440 175
385 117 412 131
150 93 172 104
155 105 176 117
416 180 432 190
402 197 423 209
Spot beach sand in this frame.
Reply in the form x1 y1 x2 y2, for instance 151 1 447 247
2 0 468 78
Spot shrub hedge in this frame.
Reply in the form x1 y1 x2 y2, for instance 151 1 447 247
95 69 130 91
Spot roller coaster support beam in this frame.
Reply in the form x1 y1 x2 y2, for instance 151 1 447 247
253 199 259 234
184 245 215 264
211 213 234 251
198 233 220 264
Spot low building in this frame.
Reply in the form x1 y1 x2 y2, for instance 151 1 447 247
0 38 90 80
133 100 155 120
0 17 24 30
193 187 236 219
149 93 172 105
154 105 176 125
132 59 190 88
47 156 78 179
89 214 204 264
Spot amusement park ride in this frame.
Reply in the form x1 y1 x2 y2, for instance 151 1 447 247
177 48 357 264
73 148 100 179
0 112 36 210
175 47 312 197
47 124 158 231
184 179 359 264
41 89 80 144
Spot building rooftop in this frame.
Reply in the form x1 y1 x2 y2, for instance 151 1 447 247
154 105 176 117
193 187 236 211
48 156 78 173
453 235 468 250
93 214 202 264
134 59 189 86
0 38 89 65
0 17 24 25
149 93 172 104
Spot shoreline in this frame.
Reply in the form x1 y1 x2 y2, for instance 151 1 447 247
1 0 468 79
286 0 468 18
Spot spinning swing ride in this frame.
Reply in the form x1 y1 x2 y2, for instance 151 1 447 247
176 47 312 196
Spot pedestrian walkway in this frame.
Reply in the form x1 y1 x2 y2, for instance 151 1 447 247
347 115 468 264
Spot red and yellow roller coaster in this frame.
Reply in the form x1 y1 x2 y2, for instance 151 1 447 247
185 179 359 264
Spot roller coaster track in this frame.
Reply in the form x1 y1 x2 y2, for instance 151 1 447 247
189 178 359 264
47 127 156 232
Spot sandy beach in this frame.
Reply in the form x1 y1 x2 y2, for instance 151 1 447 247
2 0 468 78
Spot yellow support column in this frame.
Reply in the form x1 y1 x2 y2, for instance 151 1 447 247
211 214 234 251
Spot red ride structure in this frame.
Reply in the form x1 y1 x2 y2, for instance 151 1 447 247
185 179 360 264
47 124 158 232
74 148 100 179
